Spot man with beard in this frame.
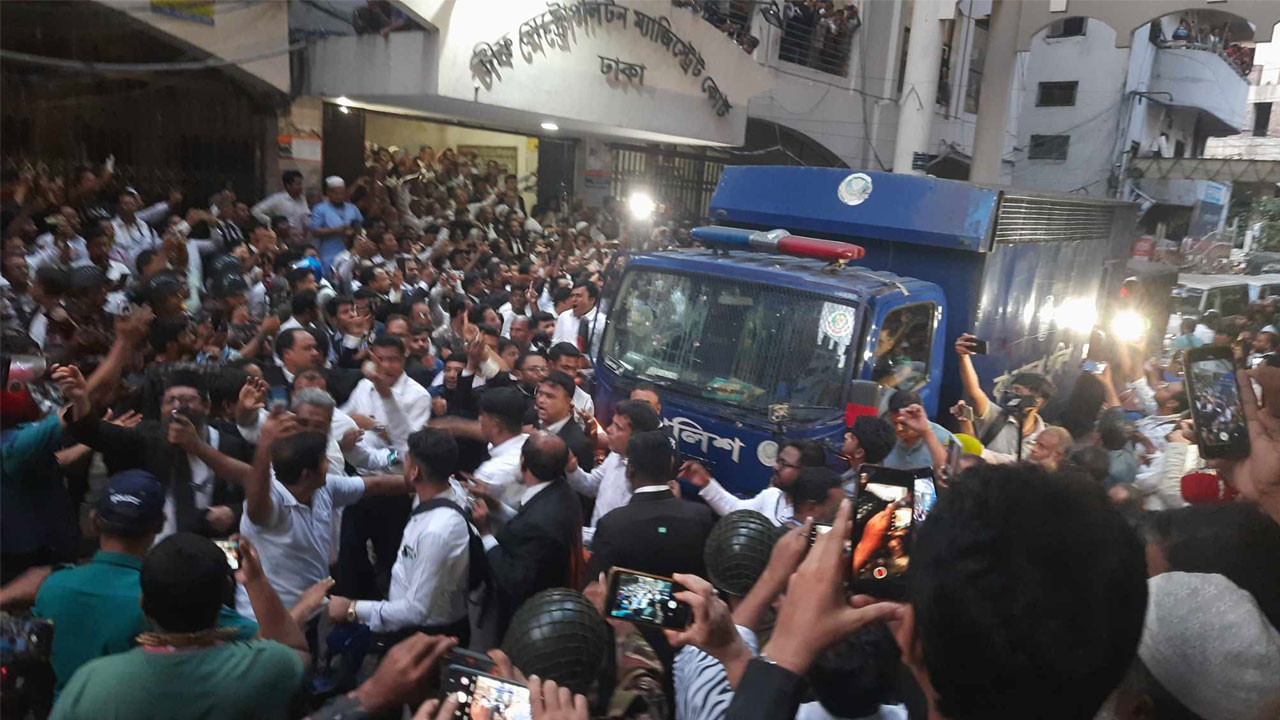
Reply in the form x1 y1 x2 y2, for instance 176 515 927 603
64 366 253 541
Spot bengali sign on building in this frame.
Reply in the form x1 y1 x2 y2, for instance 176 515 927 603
470 0 732 117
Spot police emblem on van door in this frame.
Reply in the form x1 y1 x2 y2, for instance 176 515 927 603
837 173 873 206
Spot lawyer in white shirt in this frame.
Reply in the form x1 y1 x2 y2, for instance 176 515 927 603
471 387 531 507
679 440 827 527
567 399 662 531
326 428 474 641
341 336 433 458
551 281 607 357
235 411 415 620
251 170 311 229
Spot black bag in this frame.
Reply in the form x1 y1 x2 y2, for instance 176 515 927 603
411 498 491 596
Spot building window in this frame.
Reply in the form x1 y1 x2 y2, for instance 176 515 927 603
964 19 989 114
1036 81 1078 107
1046 17 1086 38
1174 140 1186 157
1253 102 1272 138
1029 134 1069 160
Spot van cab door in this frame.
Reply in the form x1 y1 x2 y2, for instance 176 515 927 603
857 291 946 416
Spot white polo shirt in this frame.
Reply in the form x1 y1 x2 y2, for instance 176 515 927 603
235 471 365 619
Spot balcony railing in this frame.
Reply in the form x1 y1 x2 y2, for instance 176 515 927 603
776 1 859 76
1154 39 1254 79
672 0 858 77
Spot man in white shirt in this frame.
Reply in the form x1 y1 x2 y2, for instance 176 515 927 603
678 440 827 527
548 342 595 418
109 190 161 272
235 411 414 620
326 428 474 642
251 170 311 229
471 387 530 507
552 280 607 356
567 399 661 533
497 285 534 338
341 336 433 458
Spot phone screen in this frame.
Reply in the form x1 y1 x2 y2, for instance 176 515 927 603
214 539 240 571
970 339 989 355
851 466 917 599
606 570 690 629
0 616 54 662
445 666 530 720
1185 351 1250 459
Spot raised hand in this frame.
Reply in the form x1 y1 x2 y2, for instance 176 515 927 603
352 634 458 717
760 498 905 675
166 411 201 451
115 305 154 344
663 574 740 660
954 332 979 356
678 460 712 489
339 426 364 452
259 407 299 448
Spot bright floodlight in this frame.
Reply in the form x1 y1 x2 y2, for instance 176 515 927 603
1110 310 1147 344
628 192 656 220
335 96 352 106
540 122 559 131
1056 297 1097 334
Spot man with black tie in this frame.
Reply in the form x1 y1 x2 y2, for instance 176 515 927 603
63 367 251 541
472 431 584 633
587 430 716 579
535 370 595 472
263 327 361 405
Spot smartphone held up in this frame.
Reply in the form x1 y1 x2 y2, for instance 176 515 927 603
1182 346 1251 460
443 665 529 720
604 569 691 630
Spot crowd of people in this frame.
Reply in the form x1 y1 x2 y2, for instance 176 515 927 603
1 143 1279 720
1160 16 1256 78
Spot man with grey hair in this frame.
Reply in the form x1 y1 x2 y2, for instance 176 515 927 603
236 371 396 476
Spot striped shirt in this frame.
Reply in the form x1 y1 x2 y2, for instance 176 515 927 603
673 626 759 720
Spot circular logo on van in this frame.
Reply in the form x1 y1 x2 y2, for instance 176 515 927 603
837 173 873 206
756 440 779 467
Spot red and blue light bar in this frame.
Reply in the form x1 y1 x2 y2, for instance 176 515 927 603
690 226 865 262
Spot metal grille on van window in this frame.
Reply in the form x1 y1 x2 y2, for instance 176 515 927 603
994 195 1117 244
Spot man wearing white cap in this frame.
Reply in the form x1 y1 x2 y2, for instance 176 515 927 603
309 175 363 271
1102 572 1280 720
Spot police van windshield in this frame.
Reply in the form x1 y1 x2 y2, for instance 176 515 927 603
601 268 856 423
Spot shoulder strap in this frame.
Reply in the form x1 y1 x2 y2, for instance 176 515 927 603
410 497 491 595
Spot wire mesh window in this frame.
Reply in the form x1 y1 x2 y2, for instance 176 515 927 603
611 146 725 223
1036 81 1078 107
601 268 856 421
1028 134 1070 161
778 1 860 76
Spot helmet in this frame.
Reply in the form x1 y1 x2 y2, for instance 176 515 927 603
206 253 242 281
501 589 610 696
704 510 783 596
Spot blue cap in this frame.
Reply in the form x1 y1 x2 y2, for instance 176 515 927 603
97 470 166 530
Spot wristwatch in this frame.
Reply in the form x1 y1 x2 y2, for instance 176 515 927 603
346 599 359 623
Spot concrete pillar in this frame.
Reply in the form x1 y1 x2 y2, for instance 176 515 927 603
891 0 946 175
969 0 1022 184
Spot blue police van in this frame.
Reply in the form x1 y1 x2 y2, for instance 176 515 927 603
593 167 1135 494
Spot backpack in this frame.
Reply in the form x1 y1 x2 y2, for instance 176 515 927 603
411 497 491 600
